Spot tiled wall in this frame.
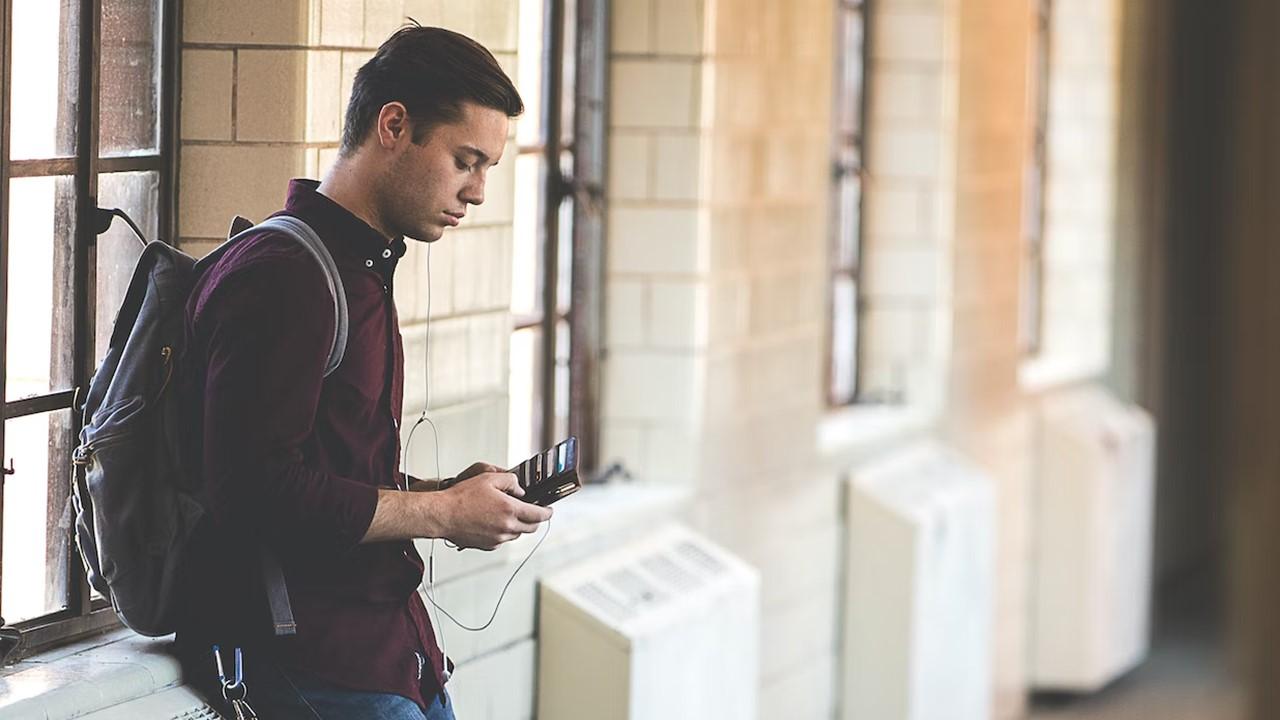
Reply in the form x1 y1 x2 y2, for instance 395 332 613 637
697 0 842 715
947 0 1036 717
603 0 846 715
601 0 709 484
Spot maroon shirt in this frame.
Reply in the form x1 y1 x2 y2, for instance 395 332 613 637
175 179 446 707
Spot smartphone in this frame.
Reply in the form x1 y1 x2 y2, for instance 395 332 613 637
509 436 581 506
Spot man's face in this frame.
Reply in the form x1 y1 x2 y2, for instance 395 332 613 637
379 101 508 243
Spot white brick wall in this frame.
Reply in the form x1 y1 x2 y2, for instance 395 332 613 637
603 0 848 715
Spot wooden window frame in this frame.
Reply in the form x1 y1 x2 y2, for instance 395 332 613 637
512 0 606 475
1020 0 1052 356
827 0 871 407
0 0 180 660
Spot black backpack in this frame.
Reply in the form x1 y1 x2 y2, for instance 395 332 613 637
71 214 348 636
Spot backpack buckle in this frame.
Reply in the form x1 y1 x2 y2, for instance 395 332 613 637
72 446 91 467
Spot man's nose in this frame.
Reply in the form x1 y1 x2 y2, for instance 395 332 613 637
461 175 485 206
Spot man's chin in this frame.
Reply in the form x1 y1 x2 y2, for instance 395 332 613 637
407 226 446 243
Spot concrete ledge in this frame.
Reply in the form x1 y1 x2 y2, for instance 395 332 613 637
0 631 189 720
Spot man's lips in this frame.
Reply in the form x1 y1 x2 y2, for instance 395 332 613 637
443 211 464 226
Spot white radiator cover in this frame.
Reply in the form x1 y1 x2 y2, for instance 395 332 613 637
537 523 760 720
1030 386 1156 691
842 442 996 720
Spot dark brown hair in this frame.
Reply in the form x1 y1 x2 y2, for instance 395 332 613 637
340 23 524 154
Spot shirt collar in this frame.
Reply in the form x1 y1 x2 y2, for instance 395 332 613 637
281 179 408 276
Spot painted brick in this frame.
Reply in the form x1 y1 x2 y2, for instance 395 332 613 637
602 351 702 424
452 226 512 312
607 206 705 275
871 11 945 64
321 0 366 47
236 50 341 143
183 0 314 45
652 132 702 202
179 145 307 238
612 0 653 55
610 60 699 129
606 279 647 347
180 50 233 141
608 132 653 200
654 0 703 56
648 279 707 349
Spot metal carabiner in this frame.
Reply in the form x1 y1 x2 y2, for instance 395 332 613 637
212 645 257 717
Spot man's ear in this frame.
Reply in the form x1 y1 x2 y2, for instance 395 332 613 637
376 102 411 149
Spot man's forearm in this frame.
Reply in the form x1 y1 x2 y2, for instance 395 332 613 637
360 488 450 543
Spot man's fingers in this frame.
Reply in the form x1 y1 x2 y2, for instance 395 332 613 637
461 461 506 479
489 472 525 497
512 501 553 525
505 518 543 534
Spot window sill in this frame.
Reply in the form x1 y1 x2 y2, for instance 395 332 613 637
1018 354 1108 394
0 629 195 720
817 403 933 464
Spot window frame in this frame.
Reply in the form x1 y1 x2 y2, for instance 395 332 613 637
827 0 871 408
0 0 180 659
512 0 605 475
1020 0 1052 356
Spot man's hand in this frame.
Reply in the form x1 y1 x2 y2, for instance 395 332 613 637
406 463 501 492
436 471 552 551
360 465 551 546
453 461 505 484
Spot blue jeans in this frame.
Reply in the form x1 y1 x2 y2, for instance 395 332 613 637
253 670 454 719
180 650 454 720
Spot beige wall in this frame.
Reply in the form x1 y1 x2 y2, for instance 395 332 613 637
948 0 1035 716
694 0 840 714
602 0 709 483
605 0 847 715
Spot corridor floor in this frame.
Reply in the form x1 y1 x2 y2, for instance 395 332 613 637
1028 572 1242 720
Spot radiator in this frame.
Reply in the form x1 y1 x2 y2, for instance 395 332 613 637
842 442 996 720
537 523 760 720
1030 386 1156 691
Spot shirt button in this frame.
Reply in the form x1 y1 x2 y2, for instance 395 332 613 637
365 259 374 268
382 249 393 259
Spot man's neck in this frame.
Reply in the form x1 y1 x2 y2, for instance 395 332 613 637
316 159 397 244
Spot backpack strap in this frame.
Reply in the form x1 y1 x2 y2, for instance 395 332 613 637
212 215 351 637
261 551 297 637
242 215 349 378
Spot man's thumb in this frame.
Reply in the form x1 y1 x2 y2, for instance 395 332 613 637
492 471 524 496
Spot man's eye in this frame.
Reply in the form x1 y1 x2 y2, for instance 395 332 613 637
455 158 471 171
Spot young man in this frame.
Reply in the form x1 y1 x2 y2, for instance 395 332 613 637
175 25 551 719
